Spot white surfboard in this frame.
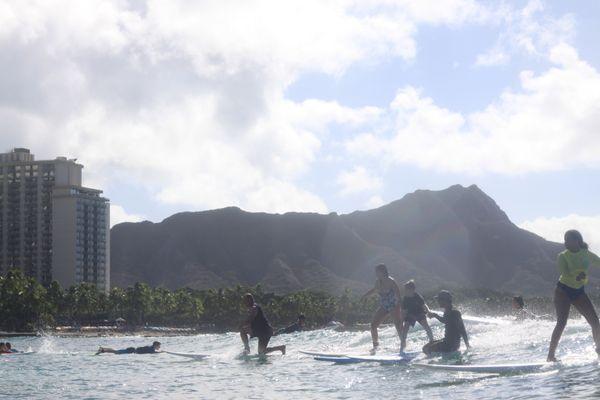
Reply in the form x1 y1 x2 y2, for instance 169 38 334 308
314 352 419 365
1 351 35 356
163 351 210 360
413 362 552 373
299 350 365 358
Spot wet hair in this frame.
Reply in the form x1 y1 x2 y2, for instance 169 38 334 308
5 343 10 349
244 293 255 305
375 264 389 277
298 314 306 321
152 341 161 347
513 296 524 309
404 280 416 289
565 230 589 250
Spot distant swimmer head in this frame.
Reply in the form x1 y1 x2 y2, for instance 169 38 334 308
5 343 11 350
298 314 306 326
152 341 161 350
512 296 524 310
375 264 389 279
564 230 588 252
243 293 255 307
435 290 453 307
404 280 416 295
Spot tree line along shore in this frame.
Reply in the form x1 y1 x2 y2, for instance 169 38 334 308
0 269 589 334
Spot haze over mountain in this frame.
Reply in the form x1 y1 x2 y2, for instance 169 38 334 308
110 185 587 296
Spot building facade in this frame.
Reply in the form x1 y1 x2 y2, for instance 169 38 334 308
0 148 110 292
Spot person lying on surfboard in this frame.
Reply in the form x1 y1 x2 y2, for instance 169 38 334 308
4 343 18 353
0 343 11 354
239 293 286 355
276 314 306 335
423 290 470 355
96 341 161 355
547 230 600 362
361 264 403 351
400 280 434 352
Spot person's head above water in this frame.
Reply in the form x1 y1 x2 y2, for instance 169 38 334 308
375 264 389 279
152 341 161 350
564 229 588 252
298 314 306 325
512 296 524 310
404 280 416 295
435 290 453 308
5 343 11 350
243 293 255 308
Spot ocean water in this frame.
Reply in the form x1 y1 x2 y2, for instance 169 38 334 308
2 316 599 400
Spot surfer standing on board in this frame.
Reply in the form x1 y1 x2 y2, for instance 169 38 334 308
547 230 600 362
400 280 434 351
361 264 403 351
423 290 469 355
239 293 286 355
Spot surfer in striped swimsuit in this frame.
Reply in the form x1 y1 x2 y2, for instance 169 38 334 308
361 264 403 351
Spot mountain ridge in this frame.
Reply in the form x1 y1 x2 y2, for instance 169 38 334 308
110 184 583 295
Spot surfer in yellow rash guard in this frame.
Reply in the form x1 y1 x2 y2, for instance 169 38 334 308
547 230 600 362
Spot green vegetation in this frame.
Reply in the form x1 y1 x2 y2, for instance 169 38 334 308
0 269 379 332
1 269 572 333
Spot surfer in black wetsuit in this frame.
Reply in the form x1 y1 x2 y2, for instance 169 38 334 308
240 293 286 355
400 280 434 351
423 290 469 355
96 341 161 355
276 314 306 335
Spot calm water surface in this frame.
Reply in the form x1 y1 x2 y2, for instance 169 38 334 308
2 316 599 399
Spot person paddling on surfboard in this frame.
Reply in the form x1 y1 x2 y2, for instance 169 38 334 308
547 230 600 362
96 341 161 355
276 314 306 335
4 343 18 353
400 280 434 352
239 293 286 355
361 264 403 352
0 343 10 354
423 290 470 355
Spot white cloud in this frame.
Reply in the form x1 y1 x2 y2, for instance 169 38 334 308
366 195 386 209
337 166 382 196
474 0 575 66
110 204 145 227
475 46 509 67
0 0 490 215
346 43 600 174
520 214 600 252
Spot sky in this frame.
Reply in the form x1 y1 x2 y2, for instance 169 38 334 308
1 0 599 248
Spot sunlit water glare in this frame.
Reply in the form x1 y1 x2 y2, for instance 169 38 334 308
2 316 599 399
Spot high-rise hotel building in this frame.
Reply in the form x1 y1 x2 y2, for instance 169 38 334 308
0 148 110 292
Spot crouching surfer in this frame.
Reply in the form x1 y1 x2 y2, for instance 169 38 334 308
423 290 470 355
240 293 286 355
